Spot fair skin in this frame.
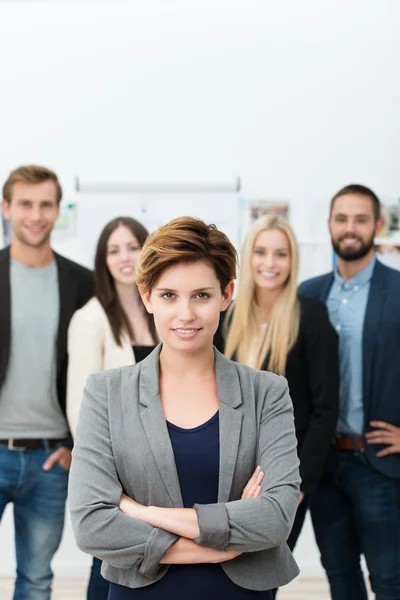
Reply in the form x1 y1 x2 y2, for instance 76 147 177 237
365 421 400 456
119 260 267 564
106 225 154 345
329 194 400 454
328 193 383 281
1 180 71 471
1 180 59 267
252 228 291 322
250 229 305 504
120 467 265 564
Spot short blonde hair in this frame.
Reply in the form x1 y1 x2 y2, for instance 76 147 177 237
3 165 62 205
136 216 237 294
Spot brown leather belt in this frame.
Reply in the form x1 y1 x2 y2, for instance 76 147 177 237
336 435 365 452
0 438 62 451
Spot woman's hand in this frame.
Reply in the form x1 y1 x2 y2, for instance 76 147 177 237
241 466 264 499
119 467 266 547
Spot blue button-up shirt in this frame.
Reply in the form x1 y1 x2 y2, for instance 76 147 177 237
327 256 376 435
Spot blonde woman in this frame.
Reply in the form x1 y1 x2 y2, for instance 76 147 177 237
224 215 339 562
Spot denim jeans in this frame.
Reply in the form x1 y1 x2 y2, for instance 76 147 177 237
0 443 68 600
87 557 109 600
309 450 400 600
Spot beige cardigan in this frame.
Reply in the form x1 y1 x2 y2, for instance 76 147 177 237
67 297 135 437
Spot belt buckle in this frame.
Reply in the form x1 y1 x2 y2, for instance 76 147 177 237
354 437 364 453
8 438 26 451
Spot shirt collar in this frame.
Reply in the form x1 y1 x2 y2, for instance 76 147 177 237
334 255 376 288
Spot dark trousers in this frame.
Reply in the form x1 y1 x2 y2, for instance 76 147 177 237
271 498 309 599
309 451 400 600
87 557 109 600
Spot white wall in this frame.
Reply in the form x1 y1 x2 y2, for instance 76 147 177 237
0 0 399 581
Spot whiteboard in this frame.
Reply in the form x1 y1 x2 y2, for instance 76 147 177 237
52 192 242 269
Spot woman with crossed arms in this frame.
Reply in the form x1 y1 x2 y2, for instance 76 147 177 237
68 216 301 599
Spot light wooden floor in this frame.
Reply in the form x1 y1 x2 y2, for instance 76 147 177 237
0 576 374 599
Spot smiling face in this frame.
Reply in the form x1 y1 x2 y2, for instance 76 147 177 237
251 228 291 293
2 180 60 248
141 260 233 354
106 225 142 286
329 193 383 261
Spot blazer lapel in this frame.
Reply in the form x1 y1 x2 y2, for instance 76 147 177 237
138 347 243 506
139 346 183 508
320 272 335 302
362 261 387 416
0 247 11 388
55 253 77 377
215 350 243 502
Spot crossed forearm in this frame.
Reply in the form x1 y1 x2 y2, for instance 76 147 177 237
119 467 264 565
119 495 239 564
160 537 239 564
120 495 200 538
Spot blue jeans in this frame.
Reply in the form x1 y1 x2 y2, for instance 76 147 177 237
309 450 400 600
87 557 109 600
0 443 68 600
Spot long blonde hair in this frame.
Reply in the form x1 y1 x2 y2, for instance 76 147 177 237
224 215 300 375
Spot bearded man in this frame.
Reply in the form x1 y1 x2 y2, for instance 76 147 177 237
299 184 400 600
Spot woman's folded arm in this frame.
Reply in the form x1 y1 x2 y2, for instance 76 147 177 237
120 376 300 554
68 374 178 578
160 537 241 564
196 376 300 552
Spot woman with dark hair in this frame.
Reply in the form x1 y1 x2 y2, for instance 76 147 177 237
67 216 158 600
68 216 301 600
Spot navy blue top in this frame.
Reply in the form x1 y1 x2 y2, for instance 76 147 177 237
108 412 271 599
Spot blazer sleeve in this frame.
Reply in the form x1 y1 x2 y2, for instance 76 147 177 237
194 376 301 552
297 301 339 495
67 308 104 437
68 374 178 577
78 268 94 307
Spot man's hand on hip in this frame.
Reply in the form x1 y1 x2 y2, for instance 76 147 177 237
366 421 400 457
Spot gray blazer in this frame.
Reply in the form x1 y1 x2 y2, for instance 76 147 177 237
69 345 300 591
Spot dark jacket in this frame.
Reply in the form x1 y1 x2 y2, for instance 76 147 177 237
0 246 93 446
299 259 400 479
217 294 339 496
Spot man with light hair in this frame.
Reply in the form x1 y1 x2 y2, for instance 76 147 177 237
0 165 93 599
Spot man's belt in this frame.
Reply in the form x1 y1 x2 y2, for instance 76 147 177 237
335 434 365 452
0 438 62 451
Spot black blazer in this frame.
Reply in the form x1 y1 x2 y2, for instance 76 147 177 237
0 246 93 446
299 259 400 480
217 294 339 496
